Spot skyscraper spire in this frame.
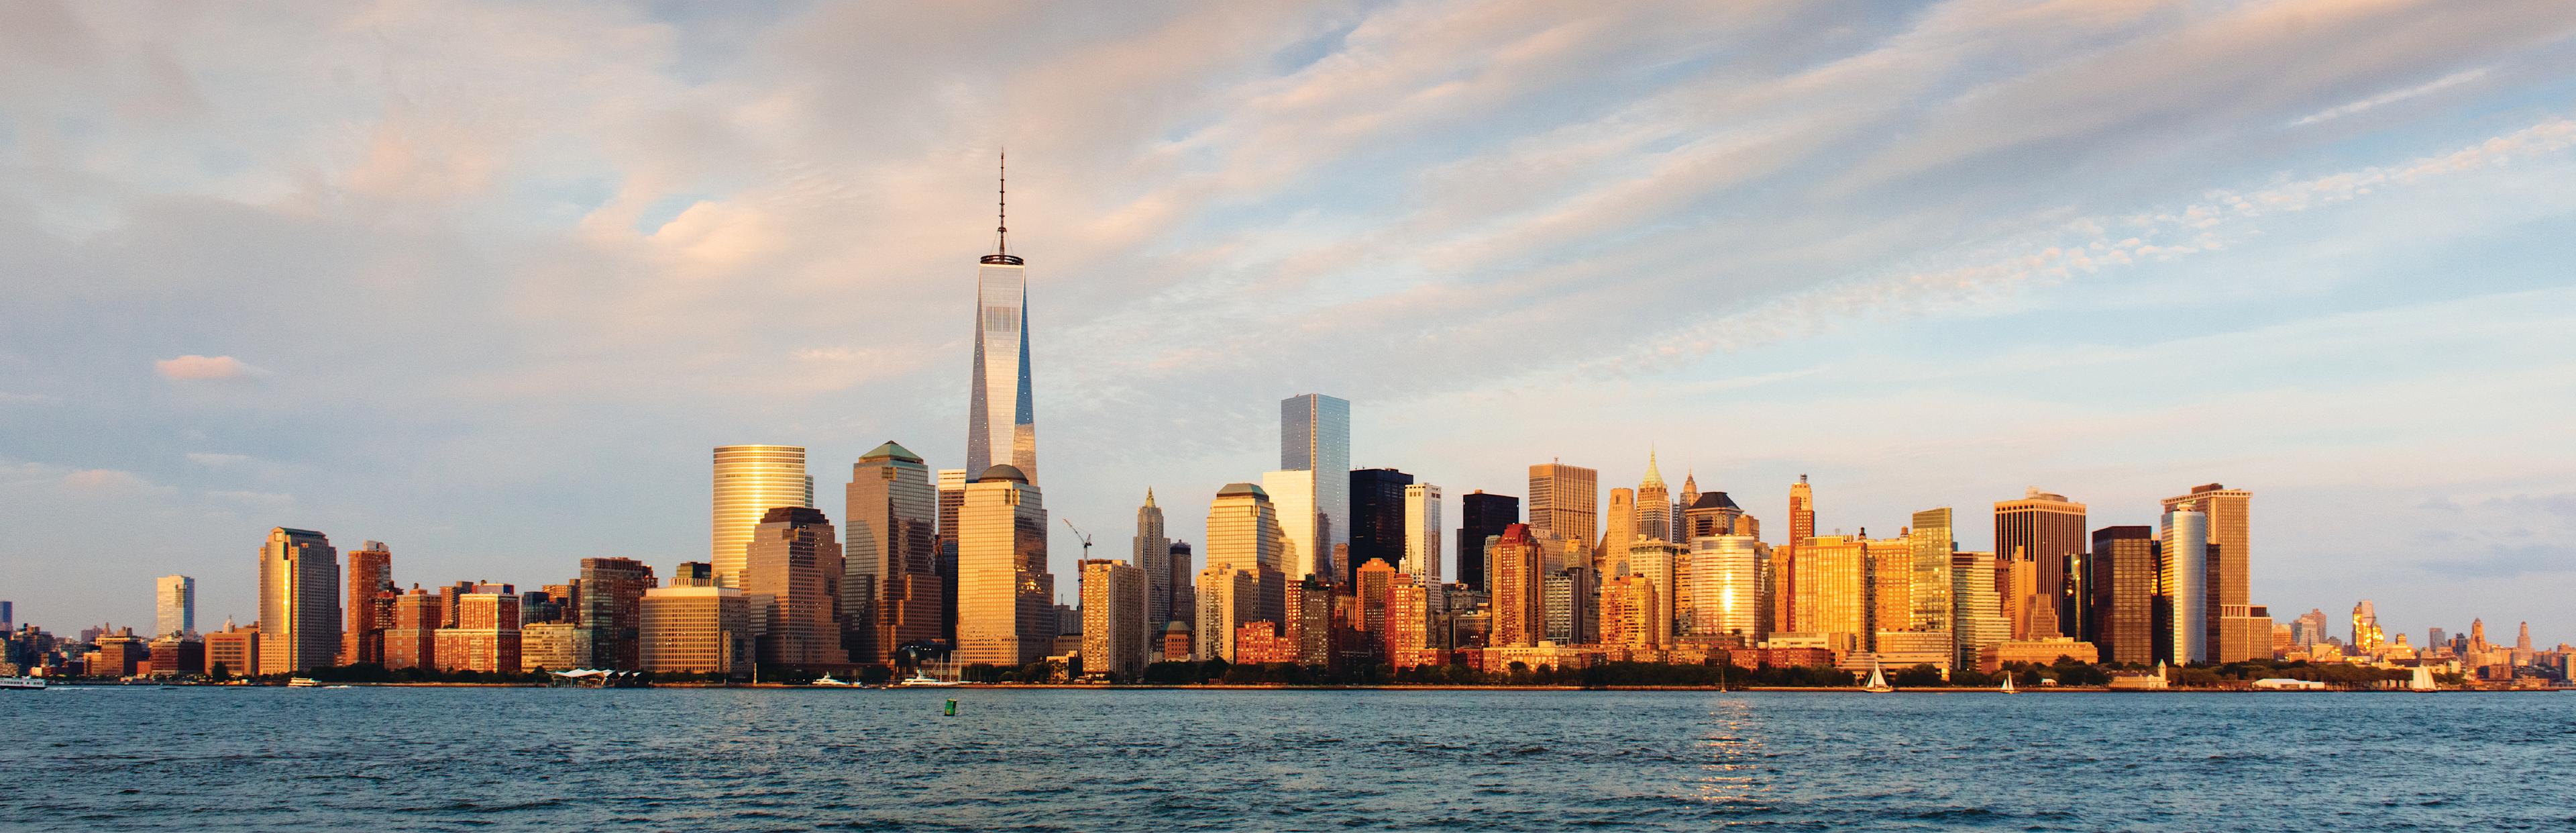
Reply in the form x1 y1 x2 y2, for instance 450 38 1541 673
1642 448 1664 487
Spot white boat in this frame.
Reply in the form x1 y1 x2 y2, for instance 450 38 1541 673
0 676 46 691
2001 674 2018 694
287 677 321 688
895 660 964 687
1862 661 1894 693
811 674 860 687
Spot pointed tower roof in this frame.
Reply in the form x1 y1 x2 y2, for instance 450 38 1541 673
1682 471 1698 493
1642 448 1666 488
1145 487 1157 508
982 149 1023 266
860 440 922 463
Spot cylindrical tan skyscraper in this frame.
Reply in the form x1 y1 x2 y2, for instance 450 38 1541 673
712 445 811 589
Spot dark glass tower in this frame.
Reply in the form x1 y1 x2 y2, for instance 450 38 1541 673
1346 468 1414 585
1454 491 1520 593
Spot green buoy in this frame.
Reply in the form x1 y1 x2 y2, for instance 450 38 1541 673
943 699 957 716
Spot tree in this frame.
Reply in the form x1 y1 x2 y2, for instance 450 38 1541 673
208 662 231 681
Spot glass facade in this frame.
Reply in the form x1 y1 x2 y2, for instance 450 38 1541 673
1278 394 1349 577
968 262 1038 483
1346 468 1413 585
711 445 810 588
1454 491 1519 593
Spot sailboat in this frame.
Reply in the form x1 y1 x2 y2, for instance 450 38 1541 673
1863 660 1894 693
2000 673 2018 694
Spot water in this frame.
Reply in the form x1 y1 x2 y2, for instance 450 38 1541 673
5 687 2569 830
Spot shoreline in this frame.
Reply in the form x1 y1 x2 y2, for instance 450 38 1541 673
42 681 2561 693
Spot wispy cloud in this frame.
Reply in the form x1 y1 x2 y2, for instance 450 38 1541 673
2290 68 2489 127
153 354 266 381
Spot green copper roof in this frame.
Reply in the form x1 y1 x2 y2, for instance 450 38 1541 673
860 440 922 462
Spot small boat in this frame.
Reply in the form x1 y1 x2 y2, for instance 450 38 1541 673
0 676 46 691
1862 661 1894 693
2001 674 2018 694
896 660 964 687
287 677 321 688
810 674 860 687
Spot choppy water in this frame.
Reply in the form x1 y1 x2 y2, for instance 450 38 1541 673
5 687 2569 830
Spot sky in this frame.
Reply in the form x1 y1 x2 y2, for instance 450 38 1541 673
3 1 2573 646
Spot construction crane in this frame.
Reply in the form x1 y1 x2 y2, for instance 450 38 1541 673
1062 518 1093 560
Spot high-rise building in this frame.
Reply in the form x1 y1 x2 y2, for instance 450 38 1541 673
1907 510 1953 636
1206 483 1283 576
2086 526 2159 665
1527 462 1599 548
156 574 195 638
1279 393 1351 579
2351 600 2385 654
639 585 753 676
1167 541 1195 634
205 622 258 678
1681 535 1766 643
1780 475 1815 634
1635 452 1672 546
1601 487 1636 578
1681 492 1755 540
1542 567 1597 646
1348 468 1414 585
712 444 811 589
256 528 340 675
1455 491 1518 593
577 558 654 670
1078 559 1149 679
1792 534 1868 644
340 542 390 665
1132 491 1172 630
1356 558 1396 637
1383 573 1433 668
1261 469 1327 583
434 584 521 673
1487 524 1544 647
743 506 844 670
2162 484 2255 662
1403 483 1443 585
2292 608 2328 647
1194 564 1258 661
384 587 438 671
1995 488 2086 639
519 622 580 673
1600 575 1659 648
845 441 940 665
1627 539 1682 646
2160 503 2211 664
1676 472 1699 536
967 158 1038 484
1950 550 2007 671
1284 575 1332 665
957 465 1053 667
936 468 966 644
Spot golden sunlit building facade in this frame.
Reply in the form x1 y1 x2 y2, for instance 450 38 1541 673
712 444 812 589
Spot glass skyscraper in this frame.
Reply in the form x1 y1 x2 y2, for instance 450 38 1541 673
710 444 810 589
1278 393 1350 581
968 160 1037 484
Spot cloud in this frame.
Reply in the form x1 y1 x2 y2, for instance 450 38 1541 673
153 354 264 381
59 468 154 492
184 452 252 467
2290 68 2490 126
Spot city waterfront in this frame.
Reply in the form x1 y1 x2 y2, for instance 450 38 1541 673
7 688 2567 830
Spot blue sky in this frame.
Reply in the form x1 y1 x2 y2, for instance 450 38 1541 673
3 1 2572 645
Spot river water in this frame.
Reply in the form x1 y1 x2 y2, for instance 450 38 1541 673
5 687 2568 830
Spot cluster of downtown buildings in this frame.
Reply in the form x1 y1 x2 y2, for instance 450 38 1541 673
3 191 2566 689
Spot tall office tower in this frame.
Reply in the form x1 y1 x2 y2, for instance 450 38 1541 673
743 507 844 669
1355 558 1396 636
712 445 811 589
2086 526 2159 665
1627 540 1682 646
967 158 1038 484
434 585 521 673
2160 503 2210 664
1194 564 1257 661
845 442 940 664
156 574 196 638
1600 575 1658 648
1262 469 1327 583
1542 567 1597 645
1636 452 1673 544
1683 535 1766 643
1347 468 1414 587
1527 461 1599 548
1284 575 1332 664
1676 472 1699 530
339 542 390 664
958 465 1053 667
1167 541 1196 632
1488 524 1544 647
1907 510 1953 635
1792 535 1868 646
577 558 655 669
1403 483 1443 585
2468 618 2488 652
1455 491 1518 593
1780 475 1815 634
1 599 11 632
2351 600 2385 654
2516 622 2532 665
1078 559 1148 679
1279 393 1350 574
639 583 755 676
1995 488 2086 638
1207 483 1283 575
936 468 966 644
2161 484 2254 661
1999 545 2057 640
1950 550 2007 671
1601 488 1636 577
2427 627 2449 652
2294 608 2327 647
1865 535 1912 646
1132 491 1172 630
256 528 340 675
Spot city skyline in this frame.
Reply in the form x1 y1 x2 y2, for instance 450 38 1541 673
5 3 2575 642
